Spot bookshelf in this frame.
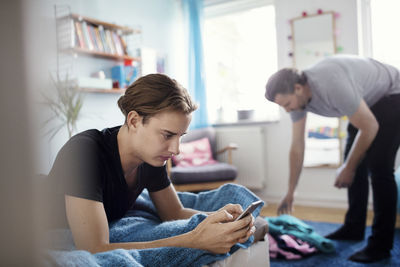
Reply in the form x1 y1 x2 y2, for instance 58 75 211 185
65 47 140 61
55 6 141 93
79 87 126 94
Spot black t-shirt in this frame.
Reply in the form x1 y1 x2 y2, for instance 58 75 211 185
48 126 170 227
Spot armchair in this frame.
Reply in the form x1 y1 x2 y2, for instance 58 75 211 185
167 127 238 192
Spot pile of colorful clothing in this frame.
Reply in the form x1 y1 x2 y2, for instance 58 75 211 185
265 215 335 260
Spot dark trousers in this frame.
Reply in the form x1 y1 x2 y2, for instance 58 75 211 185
344 94 400 251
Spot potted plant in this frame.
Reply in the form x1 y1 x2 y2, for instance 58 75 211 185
42 73 84 139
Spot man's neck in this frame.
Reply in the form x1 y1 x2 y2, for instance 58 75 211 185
117 125 142 177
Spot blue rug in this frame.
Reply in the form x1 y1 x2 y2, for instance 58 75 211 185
270 221 400 267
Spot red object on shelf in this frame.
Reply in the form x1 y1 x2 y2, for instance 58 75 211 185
317 9 323 14
112 81 120 88
302 11 307 17
124 59 133 66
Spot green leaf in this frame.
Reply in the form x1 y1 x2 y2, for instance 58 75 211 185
41 73 84 140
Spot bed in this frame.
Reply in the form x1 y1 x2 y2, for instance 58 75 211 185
42 184 270 267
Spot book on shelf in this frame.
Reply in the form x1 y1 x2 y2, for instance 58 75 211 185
88 25 99 51
105 29 116 55
65 15 137 58
74 21 85 49
81 21 93 50
74 30 80 48
119 36 128 55
98 25 110 53
112 31 124 56
93 27 104 52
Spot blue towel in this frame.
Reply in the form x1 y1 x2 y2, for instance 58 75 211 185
45 183 264 267
266 214 335 253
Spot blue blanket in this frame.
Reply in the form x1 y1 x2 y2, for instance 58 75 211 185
44 184 264 267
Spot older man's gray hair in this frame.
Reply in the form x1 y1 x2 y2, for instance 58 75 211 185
264 68 307 102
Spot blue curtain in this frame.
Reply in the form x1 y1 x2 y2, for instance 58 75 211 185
182 0 209 129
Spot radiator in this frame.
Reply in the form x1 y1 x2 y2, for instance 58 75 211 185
215 126 266 189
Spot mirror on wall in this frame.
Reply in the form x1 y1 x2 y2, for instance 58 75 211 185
290 11 343 167
291 11 336 70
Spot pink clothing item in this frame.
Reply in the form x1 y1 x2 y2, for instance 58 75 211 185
267 234 302 260
172 137 217 167
280 234 317 254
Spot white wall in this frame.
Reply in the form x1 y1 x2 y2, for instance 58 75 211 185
38 0 186 174
260 0 360 208
216 126 266 189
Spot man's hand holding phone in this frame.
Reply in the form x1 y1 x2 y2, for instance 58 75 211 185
234 200 263 222
191 205 255 253
233 200 263 243
192 200 263 253
216 200 263 222
222 200 263 241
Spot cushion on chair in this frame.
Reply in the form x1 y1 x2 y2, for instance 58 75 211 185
170 162 237 184
172 137 216 167
181 127 217 157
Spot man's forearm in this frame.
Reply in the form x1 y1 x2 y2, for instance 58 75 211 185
345 127 378 170
91 231 196 253
179 207 205 218
345 99 379 171
288 145 304 195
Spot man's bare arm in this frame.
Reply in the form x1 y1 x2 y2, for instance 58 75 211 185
65 194 254 254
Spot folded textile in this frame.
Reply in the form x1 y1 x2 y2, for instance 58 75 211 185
266 214 335 253
278 234 317 256
267 234 301 260
45 183 264 267
267 233 317 260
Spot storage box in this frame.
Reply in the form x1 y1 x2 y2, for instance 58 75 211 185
111 65 126 88
76 77 112 89
111 63 139 88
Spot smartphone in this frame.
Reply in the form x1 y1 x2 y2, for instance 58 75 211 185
234 200 263 221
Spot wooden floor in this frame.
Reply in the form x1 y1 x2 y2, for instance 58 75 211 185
260 203 400 228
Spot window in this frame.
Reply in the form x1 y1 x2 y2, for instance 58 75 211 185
370 0 400 68
366 0 400 168
304 114 342 167
203 2 279 124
